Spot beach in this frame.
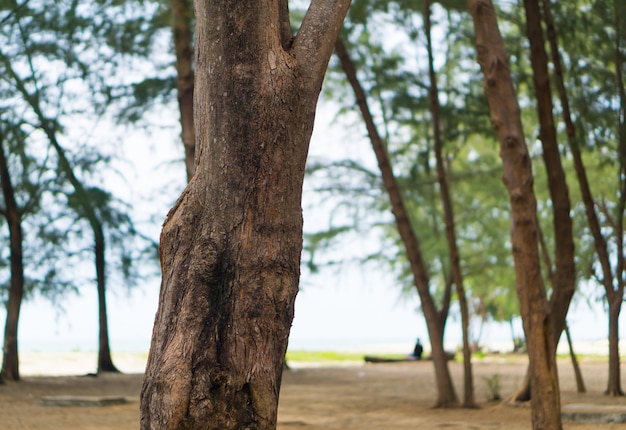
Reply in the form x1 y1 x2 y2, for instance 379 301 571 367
2 348 626 429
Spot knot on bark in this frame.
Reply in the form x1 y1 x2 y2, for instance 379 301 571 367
505 136 518 148
189 235 221 285
209 367 230 389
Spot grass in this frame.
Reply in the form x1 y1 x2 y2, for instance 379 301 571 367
285 350 407 362
285 350 365 362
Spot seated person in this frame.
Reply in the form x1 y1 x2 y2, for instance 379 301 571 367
413 338 424 360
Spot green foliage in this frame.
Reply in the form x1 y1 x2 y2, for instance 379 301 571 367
286 350 381 362
308 0 625 343
0 0 164 306
483 373 501 401
310 3 519 326
120 77 176 123
0 120 80 304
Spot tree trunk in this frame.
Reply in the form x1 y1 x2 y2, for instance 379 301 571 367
507 1 575 401
170 0 195 181
608 0 626 397
0 134 25 383
467 1 562 428
523 0 576 347
554 25 620 395
5 61 121 376
140 1 350 428
46 131 120 375
95 225 119 373
335 38 459 408
564 324 586 393
423 0 475 408
606 294 624 395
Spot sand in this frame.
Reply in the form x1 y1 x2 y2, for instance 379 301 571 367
2 352 626 429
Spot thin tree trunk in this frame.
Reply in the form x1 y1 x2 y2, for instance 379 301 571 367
170 0 195 181
467 1 562 428
509 318 517 351
608 0 626 396
423 0 475 408
523 0 576 348
562 41 622 396
509 224 551 403
564 324 586 393
95 225 119 373
543 0 625 397
140 1 350 427
0 134 25 382
4 58 120 375
607 295 624 395
335 38 459 408
509 0 576 405
47 132 119 374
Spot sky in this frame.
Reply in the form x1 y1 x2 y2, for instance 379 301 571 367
0 100 619 357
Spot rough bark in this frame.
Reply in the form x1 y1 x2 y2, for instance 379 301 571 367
171 0 195 180
423 0 475 408
467 1 562 428
0 133 25 382
140 1 350 428
335 38 459 408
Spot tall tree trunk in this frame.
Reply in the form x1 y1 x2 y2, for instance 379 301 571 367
608 0 626 396
523 0 575 345
467 1 562 428
510 0 575 404
46 131 120 375
4 59 120 375
543 0 626 396
171 0 195 181
556 14 622 388
140 1 350 428
423 0 475 408
335 38 459 408
607 292 624 395
95 225 119 373
564 324 586 393
542 0 625 397
0 134 25 383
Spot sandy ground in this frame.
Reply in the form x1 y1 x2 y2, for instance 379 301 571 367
2 354 626 429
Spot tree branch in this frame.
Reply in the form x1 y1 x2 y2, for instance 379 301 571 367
292 0 351 94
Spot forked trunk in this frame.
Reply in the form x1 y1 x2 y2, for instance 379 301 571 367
140 1 350 428
427 323 458 408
